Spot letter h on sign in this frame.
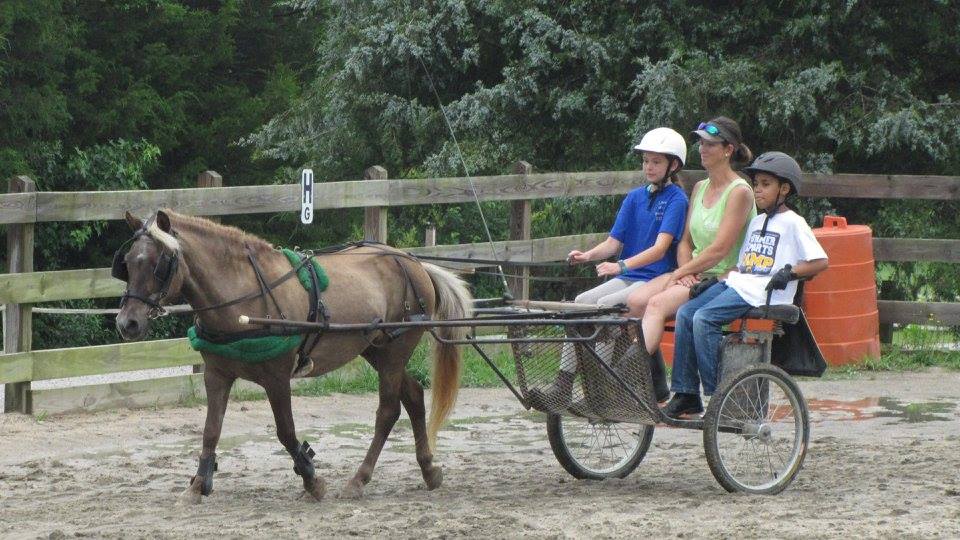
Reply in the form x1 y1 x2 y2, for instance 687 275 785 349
301 169 314 224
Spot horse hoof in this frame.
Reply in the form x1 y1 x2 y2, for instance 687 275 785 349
303 477 326 502
424 466 443 490
338 481 364 500
177 478 204 506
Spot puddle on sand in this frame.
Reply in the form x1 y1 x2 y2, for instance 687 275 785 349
807 397 956 424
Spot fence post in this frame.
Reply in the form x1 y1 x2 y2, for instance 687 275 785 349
508 161 532 300
4 176 35 414
192 171 223 374
879 323 894 345
363 166 388 243
424 222 436 247
197 171 223 223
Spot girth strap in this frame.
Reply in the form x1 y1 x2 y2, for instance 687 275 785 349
294 252 329 373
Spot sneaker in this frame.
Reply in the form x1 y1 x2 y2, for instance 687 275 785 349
661 393 704 418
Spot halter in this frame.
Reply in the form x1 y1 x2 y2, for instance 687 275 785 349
111 217 180 319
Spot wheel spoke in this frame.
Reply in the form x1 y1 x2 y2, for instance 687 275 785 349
549 414 652 478
706 367 808 494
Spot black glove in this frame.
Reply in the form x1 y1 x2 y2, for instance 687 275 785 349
689 276 719 299
765 264 796 291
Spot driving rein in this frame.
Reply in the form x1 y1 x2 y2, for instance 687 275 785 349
111 220 312 321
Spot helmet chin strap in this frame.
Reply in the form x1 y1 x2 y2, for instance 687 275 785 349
647 158 677 210
759 190 789 236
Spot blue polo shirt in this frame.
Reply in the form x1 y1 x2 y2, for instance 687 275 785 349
609 183 688 281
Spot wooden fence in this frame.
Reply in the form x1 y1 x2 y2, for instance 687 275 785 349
2 165 959 415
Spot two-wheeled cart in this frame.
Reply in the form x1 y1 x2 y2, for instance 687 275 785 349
241 299 814 494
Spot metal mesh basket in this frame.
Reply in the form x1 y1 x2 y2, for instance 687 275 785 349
496 319 660 425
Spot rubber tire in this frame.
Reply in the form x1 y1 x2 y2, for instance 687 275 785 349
546 413 654 480
703 364 809 494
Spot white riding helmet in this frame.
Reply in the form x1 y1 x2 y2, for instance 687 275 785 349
633 127 687 166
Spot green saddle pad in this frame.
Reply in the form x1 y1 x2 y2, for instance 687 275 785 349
186 249 328 362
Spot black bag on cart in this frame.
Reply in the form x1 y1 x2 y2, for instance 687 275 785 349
770 308 827 377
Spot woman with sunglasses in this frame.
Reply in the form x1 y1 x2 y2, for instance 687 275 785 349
626 117 756 408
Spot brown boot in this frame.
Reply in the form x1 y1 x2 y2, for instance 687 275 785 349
527 370 575 412
623 343 670 403
649 349 670 403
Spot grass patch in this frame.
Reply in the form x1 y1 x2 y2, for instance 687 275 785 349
230 386 267 401
182 325 960 406
817 347 960 379
861 348 960 371
292 340 517 397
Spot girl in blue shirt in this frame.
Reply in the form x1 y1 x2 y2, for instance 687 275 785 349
528 128 689 411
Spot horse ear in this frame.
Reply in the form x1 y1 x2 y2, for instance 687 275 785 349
156 210 172 233
125 211 143 231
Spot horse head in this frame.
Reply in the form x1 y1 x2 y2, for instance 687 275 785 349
114 210 188 340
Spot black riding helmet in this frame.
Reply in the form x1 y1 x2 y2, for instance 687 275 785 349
743 151 803 196
743 151 803 235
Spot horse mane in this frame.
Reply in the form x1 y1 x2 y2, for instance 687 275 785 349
151 209 275 257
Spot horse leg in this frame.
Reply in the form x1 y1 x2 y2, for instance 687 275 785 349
340 361 404 499
178 366 234 505
399 372 443 490
262 373 326 502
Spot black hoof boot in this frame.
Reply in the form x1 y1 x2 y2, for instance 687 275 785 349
193 454 218 496
289 440 316 479
661 393 704 418
527 371 575 412
649 349 670 403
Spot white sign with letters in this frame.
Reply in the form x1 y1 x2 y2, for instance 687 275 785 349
300 169 314 224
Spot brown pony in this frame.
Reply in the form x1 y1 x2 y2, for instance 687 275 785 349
114 210 472 504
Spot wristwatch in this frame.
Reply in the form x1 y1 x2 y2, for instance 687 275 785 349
617 260 627 274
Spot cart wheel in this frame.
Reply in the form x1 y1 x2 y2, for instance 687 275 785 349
703 364 809 494
546 413 654 480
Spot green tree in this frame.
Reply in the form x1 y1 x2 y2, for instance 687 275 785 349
253 0 960 302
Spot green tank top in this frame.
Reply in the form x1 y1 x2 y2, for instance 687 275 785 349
689 177 756 277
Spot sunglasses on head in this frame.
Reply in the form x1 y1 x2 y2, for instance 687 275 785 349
697 122 722 137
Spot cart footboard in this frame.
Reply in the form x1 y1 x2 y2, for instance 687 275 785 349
483 318 660 425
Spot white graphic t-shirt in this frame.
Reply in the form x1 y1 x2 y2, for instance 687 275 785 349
724 210 828 306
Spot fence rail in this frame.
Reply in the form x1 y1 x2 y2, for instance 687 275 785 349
3 171 960 225
2 235 958 304
2 167 959 414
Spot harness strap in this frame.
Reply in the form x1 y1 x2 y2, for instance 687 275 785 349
189 262 308 314
193 319 281 344
246 244 288 320
294 252 329 373
193 249 315 344
381 256 431 341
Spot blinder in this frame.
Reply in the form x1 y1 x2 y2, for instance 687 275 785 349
154 251 179 291
113 223 180 314
111 248 129 282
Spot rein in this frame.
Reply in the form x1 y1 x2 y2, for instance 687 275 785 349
114 236 431 321
113 226 315 320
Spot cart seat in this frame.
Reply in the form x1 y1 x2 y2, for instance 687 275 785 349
744 304 800 324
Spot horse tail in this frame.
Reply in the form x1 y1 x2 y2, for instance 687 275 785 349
421 262 473 450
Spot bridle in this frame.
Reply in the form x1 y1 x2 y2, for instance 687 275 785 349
112 219 180 319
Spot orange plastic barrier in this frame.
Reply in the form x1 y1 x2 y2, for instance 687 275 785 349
661 330 675 364
804 216 881 364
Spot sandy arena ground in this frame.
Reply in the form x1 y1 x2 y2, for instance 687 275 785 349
1 369 958 539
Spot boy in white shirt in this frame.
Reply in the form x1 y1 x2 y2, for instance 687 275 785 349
662 152 829 417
